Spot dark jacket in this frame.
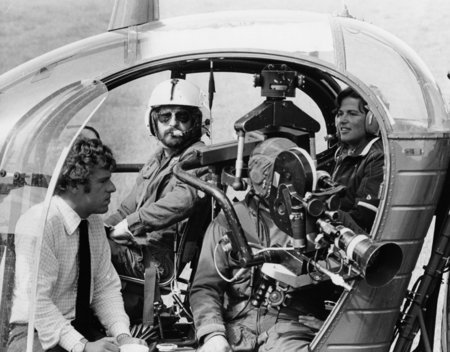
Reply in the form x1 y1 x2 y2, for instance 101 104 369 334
106 140 205 247
331 137 384 233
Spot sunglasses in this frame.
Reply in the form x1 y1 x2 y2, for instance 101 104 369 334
157 109 191 124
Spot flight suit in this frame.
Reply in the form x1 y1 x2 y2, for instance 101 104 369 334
106 140 205 282
190 195 326 352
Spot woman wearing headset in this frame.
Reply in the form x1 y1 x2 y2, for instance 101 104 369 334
332 87 384 234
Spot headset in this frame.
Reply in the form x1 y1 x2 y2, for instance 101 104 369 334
335 108 380 137
365 110 380 136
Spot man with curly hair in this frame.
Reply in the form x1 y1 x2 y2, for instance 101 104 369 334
8 138 146 352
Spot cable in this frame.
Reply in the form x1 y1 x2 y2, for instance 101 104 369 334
213 242 250 283
213 238 267 283
213 242 233 282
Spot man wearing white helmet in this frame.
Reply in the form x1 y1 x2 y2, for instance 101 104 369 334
105 79 206 315
145 78 204 153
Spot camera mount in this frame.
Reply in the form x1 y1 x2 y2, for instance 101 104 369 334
232 64 321 190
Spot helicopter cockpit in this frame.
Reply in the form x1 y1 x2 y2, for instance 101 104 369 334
1 8 450 352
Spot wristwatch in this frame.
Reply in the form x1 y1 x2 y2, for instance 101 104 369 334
72 338 88 352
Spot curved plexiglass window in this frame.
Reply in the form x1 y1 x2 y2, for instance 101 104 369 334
0 10 335 147
139 11 335 65
0 34 125 151
0 81 108 351
340 18 449 133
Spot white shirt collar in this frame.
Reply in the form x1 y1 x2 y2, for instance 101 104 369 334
53 195 83 236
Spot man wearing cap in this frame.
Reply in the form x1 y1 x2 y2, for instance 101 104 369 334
190 138 325 352
105 79 206 301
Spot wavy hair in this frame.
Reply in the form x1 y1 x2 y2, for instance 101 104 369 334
56 138 116 194
335 87 368 114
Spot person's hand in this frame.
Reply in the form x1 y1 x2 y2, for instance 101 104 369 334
109 219 136 245
117 335 147 346
298 315 323 331
84 337 119 352
198 335 232 352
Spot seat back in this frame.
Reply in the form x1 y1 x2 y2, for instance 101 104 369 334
176 195 212 277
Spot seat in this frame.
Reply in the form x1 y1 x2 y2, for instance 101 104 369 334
119 195 213 348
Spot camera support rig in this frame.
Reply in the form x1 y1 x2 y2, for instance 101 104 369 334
174 143 402 291
232 64 321 191
173 64 402 297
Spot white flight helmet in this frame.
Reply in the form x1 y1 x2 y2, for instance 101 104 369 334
145 78 205 136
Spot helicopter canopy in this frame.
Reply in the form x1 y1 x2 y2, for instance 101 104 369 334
1 9 450 351
0 10 448 151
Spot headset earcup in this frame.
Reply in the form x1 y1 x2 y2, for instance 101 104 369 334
149 120 154 136
150 116 157 136
365 111 380 135
147 109 158 137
